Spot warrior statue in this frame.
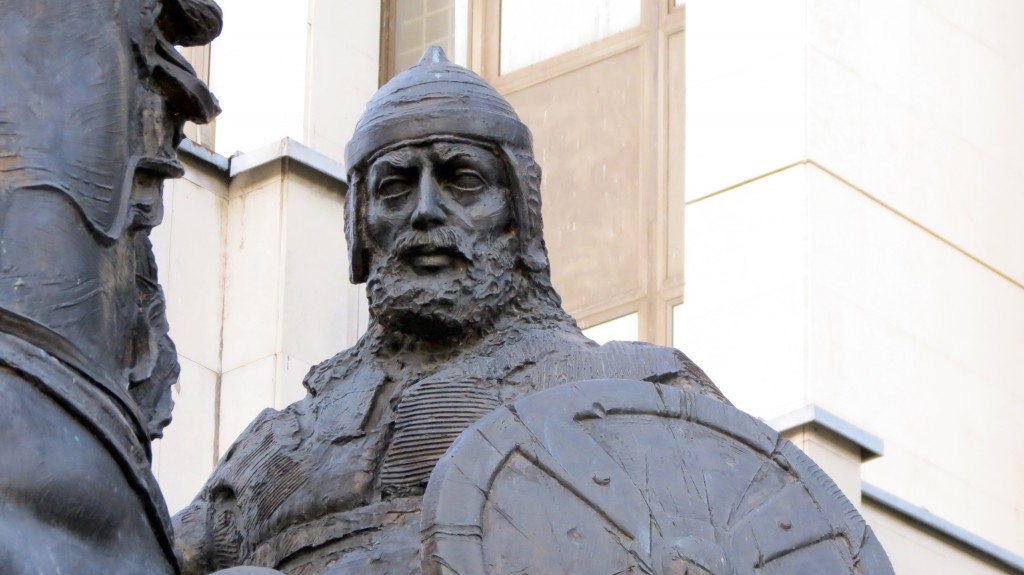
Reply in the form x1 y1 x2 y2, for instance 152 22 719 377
0 0 221 572
173 47 724 574
173 47 892 575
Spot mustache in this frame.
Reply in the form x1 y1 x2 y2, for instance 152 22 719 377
391 227 471 260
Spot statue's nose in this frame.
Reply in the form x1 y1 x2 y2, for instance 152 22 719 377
411 174 446 230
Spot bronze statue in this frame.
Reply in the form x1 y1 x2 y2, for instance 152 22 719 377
174 47 892 574
0 0 221 572
172 47 724 574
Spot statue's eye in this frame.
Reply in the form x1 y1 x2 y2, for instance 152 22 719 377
449 169 485 191
376 176 411 199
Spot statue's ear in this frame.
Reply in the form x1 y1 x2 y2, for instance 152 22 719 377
500 144 547 273
345 173 369 284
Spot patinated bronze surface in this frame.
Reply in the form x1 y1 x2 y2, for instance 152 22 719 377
423 379 894 574
172 48 722 574
174 47 891 574
0 0 221 572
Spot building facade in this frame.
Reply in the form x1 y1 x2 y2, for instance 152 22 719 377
152 1 1024 572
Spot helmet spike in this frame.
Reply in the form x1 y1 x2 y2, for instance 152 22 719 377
421 44 450 65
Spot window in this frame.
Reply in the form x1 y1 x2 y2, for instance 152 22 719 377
582 313 640 344
387 0 469 78
499 0 641 74
671 304 685 350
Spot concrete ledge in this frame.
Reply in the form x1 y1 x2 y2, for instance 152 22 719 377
177 138 230 172
863 482 1024 574
767 404 884 461
228 137 347 185
177 137 348 191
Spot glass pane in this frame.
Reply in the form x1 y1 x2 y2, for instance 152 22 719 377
394 0 470 73
672 304 684 349
500 0 641 74
582 312 639 344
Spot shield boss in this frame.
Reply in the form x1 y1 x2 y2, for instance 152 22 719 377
421 379 893 575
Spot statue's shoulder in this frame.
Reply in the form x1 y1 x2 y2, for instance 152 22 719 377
594 339 728 402
214 343 382 475
301 345 364 397
218 403 303 467
493 326 727 402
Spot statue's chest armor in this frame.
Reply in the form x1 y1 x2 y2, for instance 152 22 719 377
380 377 501 492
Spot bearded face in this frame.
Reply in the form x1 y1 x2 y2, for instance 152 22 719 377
363 140 520 339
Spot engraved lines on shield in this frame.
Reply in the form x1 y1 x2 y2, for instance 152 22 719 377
422 380 877 574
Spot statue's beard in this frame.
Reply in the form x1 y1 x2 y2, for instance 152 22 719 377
366 227 519 340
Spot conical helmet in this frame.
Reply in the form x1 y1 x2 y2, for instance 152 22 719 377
345 46 532 170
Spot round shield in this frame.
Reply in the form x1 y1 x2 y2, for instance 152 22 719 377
421 379 893 575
